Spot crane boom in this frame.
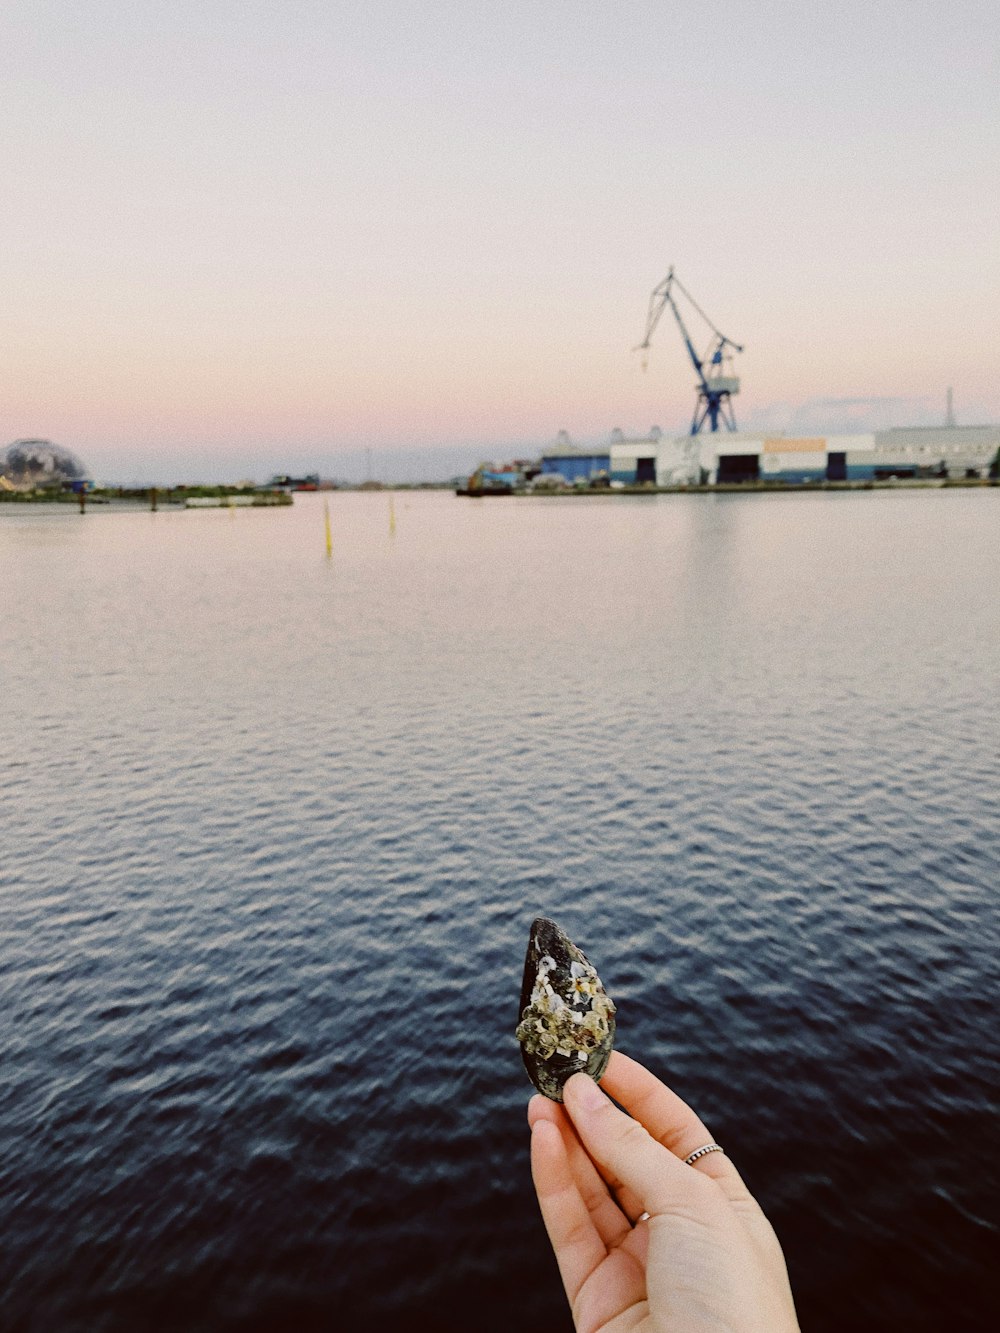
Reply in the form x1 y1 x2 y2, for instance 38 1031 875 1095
634 268 744 434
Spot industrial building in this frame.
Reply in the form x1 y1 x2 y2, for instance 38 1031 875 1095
537 429 612 483
608 425 1000 486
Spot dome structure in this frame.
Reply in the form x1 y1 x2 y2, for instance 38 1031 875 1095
0 439 90 491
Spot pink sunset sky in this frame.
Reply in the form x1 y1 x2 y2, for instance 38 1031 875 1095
2 1 998 483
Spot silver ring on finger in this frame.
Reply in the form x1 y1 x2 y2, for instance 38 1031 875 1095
684 1142 725 1166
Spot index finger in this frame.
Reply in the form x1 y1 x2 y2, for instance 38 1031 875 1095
600 1052 755 1204
561 1072 696 1221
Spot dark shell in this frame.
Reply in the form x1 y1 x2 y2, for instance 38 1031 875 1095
516 917 616 1102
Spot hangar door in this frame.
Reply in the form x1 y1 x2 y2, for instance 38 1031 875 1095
716 454 759 483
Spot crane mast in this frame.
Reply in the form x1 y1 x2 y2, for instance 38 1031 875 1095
635 268 744 434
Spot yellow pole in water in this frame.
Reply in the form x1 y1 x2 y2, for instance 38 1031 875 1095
324 500 333 556
389 495 396 535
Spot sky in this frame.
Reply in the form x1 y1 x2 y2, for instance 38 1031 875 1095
2 0 998 483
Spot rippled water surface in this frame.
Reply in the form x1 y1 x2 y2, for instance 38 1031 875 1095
2 490 997 1331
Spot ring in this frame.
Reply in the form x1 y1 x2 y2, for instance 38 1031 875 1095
684 1143 724 1166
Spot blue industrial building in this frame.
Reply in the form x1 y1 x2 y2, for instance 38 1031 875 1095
539 452 610 481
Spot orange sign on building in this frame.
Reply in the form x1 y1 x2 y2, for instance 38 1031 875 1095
763 437 827 453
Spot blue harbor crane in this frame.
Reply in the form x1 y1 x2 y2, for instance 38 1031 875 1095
634 268 744 434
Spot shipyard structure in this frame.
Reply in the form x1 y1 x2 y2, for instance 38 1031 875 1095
461 265 1000 493
523 268 999 490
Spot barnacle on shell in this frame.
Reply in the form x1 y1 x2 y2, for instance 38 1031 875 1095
516 917 616 1101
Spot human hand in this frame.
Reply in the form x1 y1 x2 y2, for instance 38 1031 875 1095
528 1052 799 1333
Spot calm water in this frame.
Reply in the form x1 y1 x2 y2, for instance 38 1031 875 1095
2 490 997 1331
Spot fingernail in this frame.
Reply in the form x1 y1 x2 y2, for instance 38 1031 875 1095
566 1073 606 1111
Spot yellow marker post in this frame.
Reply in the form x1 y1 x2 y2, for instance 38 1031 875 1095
389 495 396 535
324 500 333 556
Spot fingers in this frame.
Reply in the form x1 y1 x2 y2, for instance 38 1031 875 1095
528 1096 634 1246
599 1053 755 1205
561 1072 694 1220
529 1113 608 1308
531 1093 648 1224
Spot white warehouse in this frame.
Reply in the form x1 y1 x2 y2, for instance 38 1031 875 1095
609 426 1000 486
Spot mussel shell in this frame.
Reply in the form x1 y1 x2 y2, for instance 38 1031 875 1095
517 917 615 1102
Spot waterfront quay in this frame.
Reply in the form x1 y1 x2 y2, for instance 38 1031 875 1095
461 476 998 497
523 476 998 495
0 485 293 511
460 423 1000 495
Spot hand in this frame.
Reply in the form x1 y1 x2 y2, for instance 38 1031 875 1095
528 1052 799 1333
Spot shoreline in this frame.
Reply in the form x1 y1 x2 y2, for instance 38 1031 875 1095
459 477 999 497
